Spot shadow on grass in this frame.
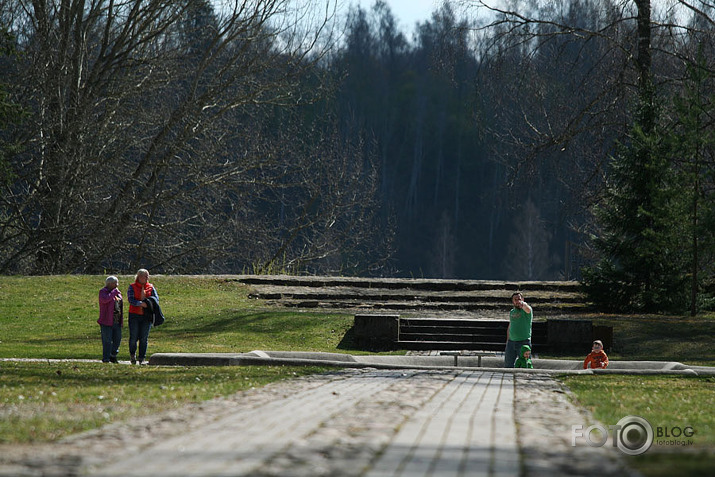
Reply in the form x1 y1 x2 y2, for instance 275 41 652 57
336 326 359 351
592 316 715 364
1 361 307 388
631 450 714 477
161 311 345 336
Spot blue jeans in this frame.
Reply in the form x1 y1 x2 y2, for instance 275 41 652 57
100 323 122 362
128 313 152 361
505 339 531 368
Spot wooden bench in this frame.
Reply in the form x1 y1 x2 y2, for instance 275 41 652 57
439 350 496 367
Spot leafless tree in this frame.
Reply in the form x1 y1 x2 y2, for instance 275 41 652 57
427 209 457 278
463 0 713 182
0 0 395 274
502 199 555 280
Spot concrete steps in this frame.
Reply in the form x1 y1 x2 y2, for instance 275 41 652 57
235 275 595 351
236 275 581 291
397 318 548 351
235 275 589 315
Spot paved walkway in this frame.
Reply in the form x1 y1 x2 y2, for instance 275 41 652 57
36 369 632 477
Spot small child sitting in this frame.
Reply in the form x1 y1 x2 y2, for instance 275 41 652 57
583 340 609 369
514 344 533 368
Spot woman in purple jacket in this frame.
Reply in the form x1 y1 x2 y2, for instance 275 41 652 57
98 276 123 363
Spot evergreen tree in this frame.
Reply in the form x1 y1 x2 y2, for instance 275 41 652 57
583 94 688 311
583 0 691 312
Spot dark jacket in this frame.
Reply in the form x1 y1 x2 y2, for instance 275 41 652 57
143 295 165 326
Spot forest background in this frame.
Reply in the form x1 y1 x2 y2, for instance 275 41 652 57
1 0 713 313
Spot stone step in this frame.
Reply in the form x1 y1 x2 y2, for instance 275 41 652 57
398 319 547 346
271 299 589 313
353 314 604 352
236 275 581 292
237 275 590 315
395 341 511 351
250 290 583 303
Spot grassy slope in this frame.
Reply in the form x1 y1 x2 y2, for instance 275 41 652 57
1 275 348 443
0 275 355 358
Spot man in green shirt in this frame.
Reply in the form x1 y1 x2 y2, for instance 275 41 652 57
505 292 533 368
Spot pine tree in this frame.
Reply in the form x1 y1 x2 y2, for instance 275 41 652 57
583 93 688 311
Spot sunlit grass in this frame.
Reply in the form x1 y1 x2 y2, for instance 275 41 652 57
562 375 714 446
560 374 715 476
540 313 715 366
0 274 352 444
0 360 326 443
0 275 356 359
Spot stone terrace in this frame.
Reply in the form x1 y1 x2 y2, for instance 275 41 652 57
232 275 589 316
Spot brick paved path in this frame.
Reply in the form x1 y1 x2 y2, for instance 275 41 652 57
79 370 633 477
365 372 517 477
1 369 636 477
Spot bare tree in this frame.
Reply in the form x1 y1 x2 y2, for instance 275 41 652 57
502 199 555 280
0 1 395 274
427 209 457 278
234 113 396 276
465 0 715 179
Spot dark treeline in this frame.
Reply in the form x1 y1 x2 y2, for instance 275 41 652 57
327 2 571 281
1 1 714 311
321 0 715 292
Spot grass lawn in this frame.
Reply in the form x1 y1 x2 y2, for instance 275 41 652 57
1 275 354 443
538 313 715 366
0 361 326 443
0 275 356 358
1 275 713 476
561 374 715 475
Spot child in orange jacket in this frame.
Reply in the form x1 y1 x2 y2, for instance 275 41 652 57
583 340 609 369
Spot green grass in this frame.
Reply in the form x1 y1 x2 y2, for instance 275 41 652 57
561 375 714 446
1 273 714 477
539 313 715 366
0 275 356 358
561 374 715 476
0 360 327 443
0 274 353 443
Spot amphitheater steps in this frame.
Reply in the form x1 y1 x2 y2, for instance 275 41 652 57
234 275 590 315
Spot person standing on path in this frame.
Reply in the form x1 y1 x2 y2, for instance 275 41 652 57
127 269 158 365
505 292 532 368
98 276 123 363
